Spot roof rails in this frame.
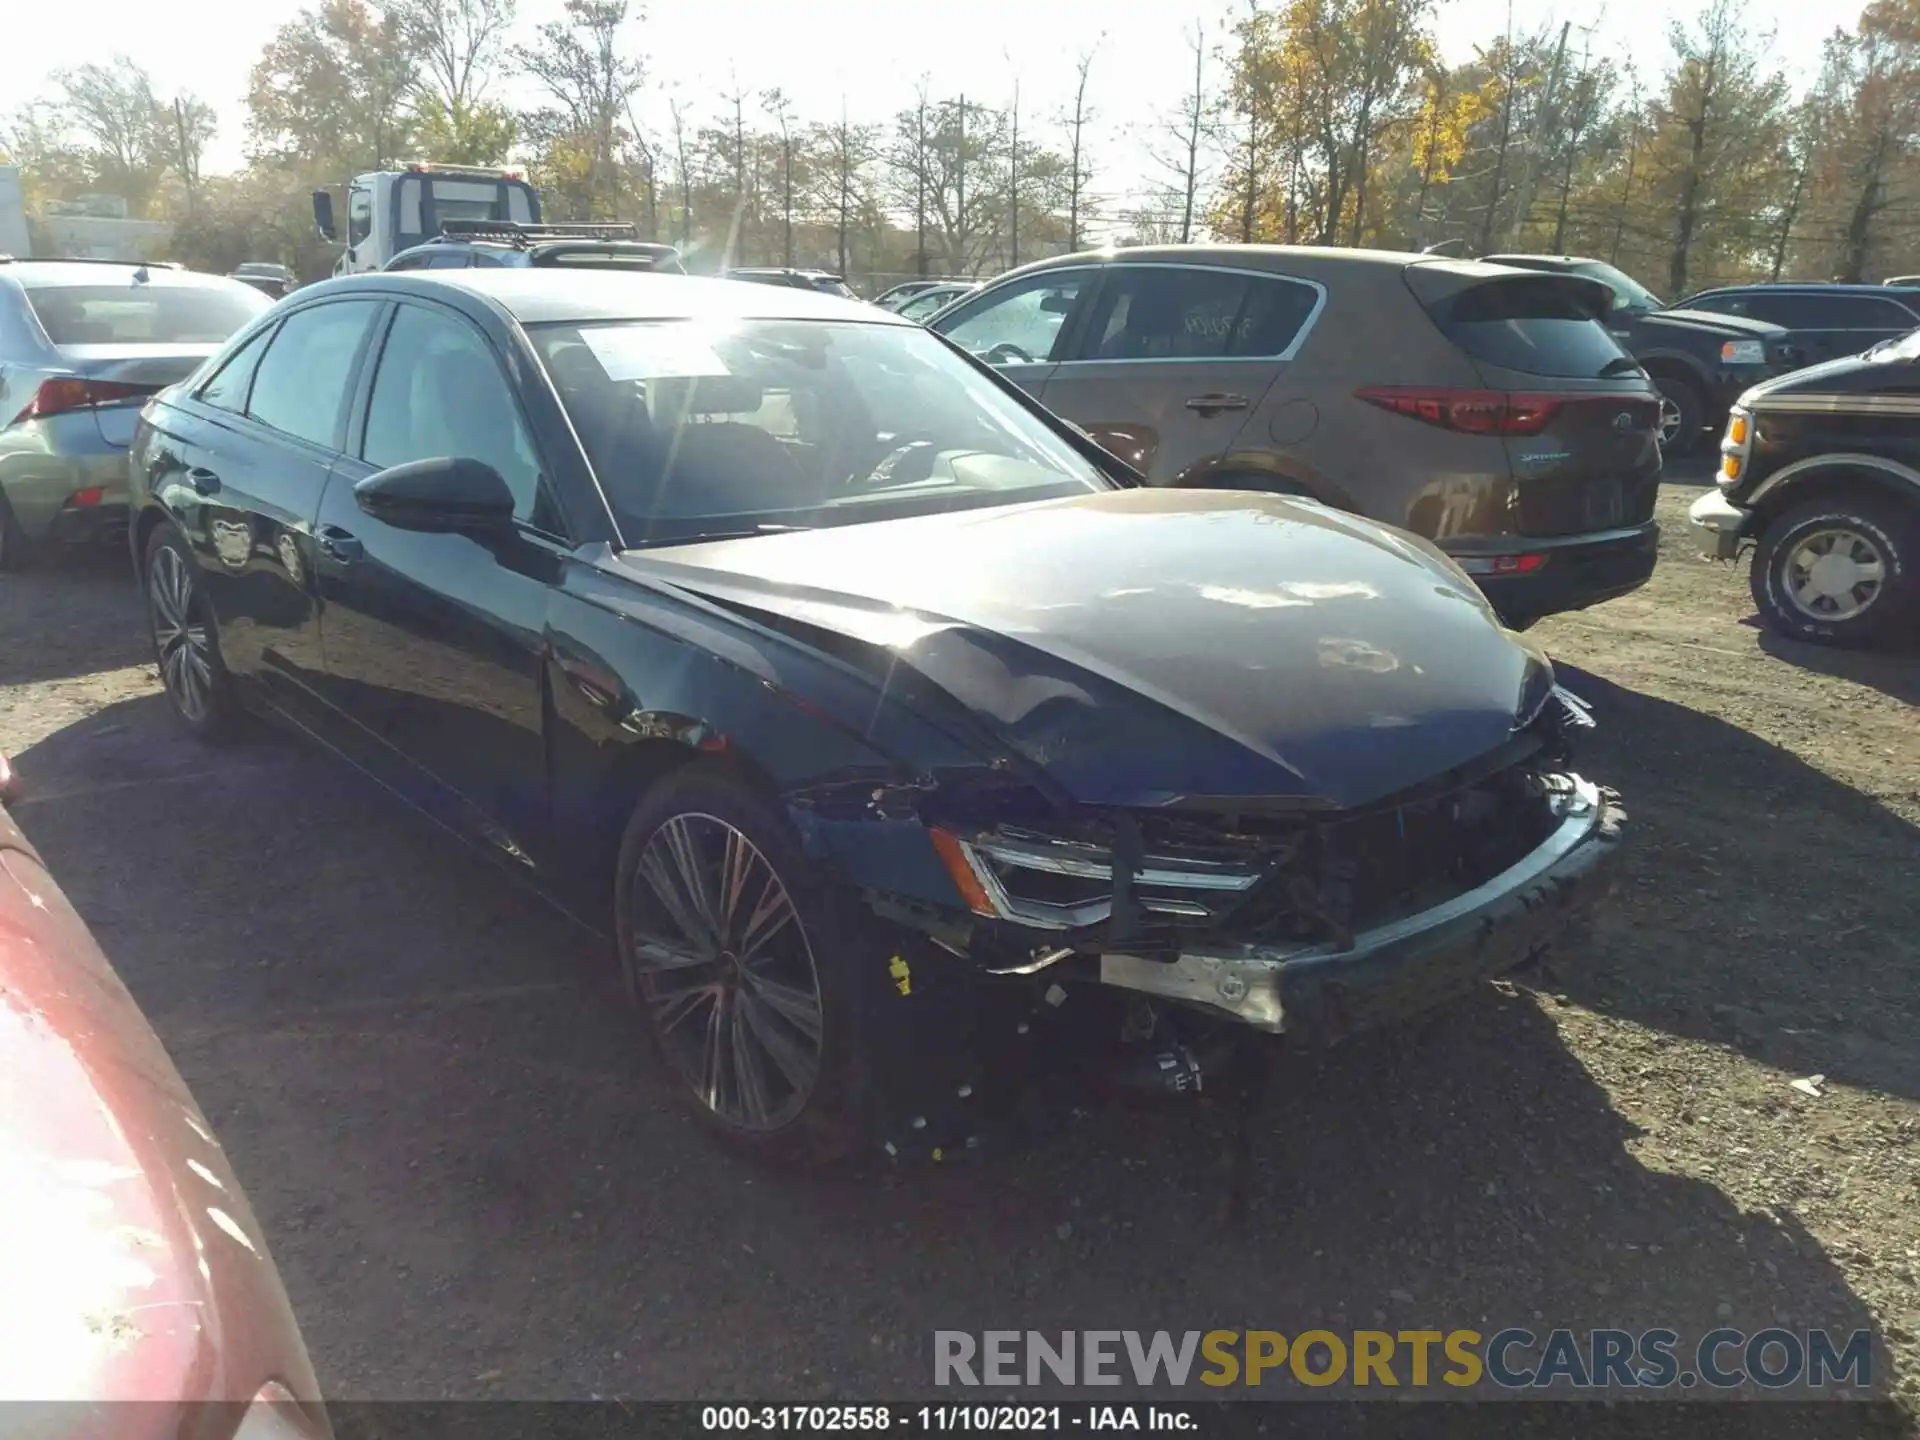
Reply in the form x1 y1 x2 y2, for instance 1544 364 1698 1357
438 219 641 246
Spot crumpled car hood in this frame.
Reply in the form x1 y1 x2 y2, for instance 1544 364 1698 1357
620 488 1555 810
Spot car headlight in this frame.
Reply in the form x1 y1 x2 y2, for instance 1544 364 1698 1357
1720 339 1767 365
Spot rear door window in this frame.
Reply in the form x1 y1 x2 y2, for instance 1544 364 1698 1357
22 281 270 345
1075 268 1321 361
1424 276 1630 379
246 300 381 449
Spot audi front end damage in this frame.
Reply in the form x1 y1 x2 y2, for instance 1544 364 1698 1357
625 489 1628 1158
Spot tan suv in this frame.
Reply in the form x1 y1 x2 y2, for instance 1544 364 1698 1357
928 244 1664 628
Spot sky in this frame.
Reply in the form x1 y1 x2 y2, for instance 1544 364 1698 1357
4 0 1839 213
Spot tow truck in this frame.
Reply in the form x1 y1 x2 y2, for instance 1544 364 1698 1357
311 161 541 276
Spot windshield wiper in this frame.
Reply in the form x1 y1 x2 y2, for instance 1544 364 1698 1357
1598 355 1646 378
626 522 809 548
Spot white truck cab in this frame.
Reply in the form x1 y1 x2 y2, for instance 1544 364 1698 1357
313 162 540 275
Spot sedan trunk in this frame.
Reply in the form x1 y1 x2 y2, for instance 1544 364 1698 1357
58 345 221 448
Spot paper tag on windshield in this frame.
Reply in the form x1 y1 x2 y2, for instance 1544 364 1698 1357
580 325 730 381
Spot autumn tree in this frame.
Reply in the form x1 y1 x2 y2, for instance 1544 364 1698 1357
513 0 644 219
1644 0 1791 294
248 0 419 176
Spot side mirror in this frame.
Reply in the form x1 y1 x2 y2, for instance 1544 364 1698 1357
354 457 516 533
312 191 336 242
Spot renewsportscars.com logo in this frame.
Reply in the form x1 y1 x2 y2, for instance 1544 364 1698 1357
933 1328 1877 1394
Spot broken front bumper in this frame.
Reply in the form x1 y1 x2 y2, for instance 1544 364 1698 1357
1687 489 1751 560
1098 775 1625 1041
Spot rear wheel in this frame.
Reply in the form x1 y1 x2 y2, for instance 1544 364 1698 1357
1653 375 1706 457
614 763 867 1166
144 525 243 741
1750 492 1916 647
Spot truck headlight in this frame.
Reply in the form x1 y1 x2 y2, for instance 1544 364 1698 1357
1720 340 1767 365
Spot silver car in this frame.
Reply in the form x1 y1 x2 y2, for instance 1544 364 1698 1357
0 259 270 568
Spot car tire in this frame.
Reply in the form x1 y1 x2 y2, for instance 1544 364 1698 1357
0 494 34 572
613 761 870 1166
1750 491 1916 648
1653 375 1706 457
143 525 244 741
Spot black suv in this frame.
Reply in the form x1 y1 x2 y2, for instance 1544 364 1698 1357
1688 330 1920 647
385 220 686 274
1672 283 1920 368
1483 255 1797 456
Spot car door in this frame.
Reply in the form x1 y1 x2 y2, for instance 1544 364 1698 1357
1037 264 1321 484
927 266 1101 399
312 296 566 865
161 299 383 708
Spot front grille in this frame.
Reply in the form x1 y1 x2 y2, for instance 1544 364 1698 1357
962 754 1564 954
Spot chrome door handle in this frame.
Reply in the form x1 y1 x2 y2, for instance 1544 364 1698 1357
317 525 363 564
1185 393 1249 415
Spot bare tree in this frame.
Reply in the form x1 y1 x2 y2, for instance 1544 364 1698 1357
53 59 164 208
1062 41 1101 250
161 95 217 209
763 87 796 267
1006 69 1021 267
889 80 935 275
1149 20 1210 243
396 0 516 109
668 94 694 246
814 100 877 277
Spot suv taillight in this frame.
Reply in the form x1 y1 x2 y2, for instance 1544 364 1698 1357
10 377 154 425
1356 387 1563 437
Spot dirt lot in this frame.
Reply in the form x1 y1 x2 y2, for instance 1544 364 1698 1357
0 475 1915 1426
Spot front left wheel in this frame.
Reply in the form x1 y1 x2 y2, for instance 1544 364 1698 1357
1750 491 1916 647
614 763 868 1166
144 525 243 741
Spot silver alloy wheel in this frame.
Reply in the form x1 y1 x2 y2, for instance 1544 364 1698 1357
149 545 215 722
628 813 825 1131
1781 524 1888 622
1657 396 1684 447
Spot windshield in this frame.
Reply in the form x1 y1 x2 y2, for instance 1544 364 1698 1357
531 318 1113 547
22 281 271 345
1572 261 1663 313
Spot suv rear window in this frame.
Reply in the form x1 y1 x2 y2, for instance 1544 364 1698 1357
22 281 270 346
1424 276 1630 379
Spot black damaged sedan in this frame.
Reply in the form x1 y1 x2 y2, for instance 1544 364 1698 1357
129 270 1625 1163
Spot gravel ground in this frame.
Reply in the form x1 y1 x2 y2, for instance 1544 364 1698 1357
0 476 1914 1429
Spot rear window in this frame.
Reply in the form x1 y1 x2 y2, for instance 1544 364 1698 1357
23 282 270 346
1428 277 1630 379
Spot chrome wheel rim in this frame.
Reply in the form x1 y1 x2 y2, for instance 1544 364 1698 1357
149 546 215 722
1657 396 1684 446
1782 525 1887 622
627 813 824 1131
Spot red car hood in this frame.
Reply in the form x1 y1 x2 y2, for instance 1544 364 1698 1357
0 803 322 1429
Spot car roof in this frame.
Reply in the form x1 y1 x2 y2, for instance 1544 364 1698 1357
316 269 913 326
1007 242 1511 286
0 259 233 289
